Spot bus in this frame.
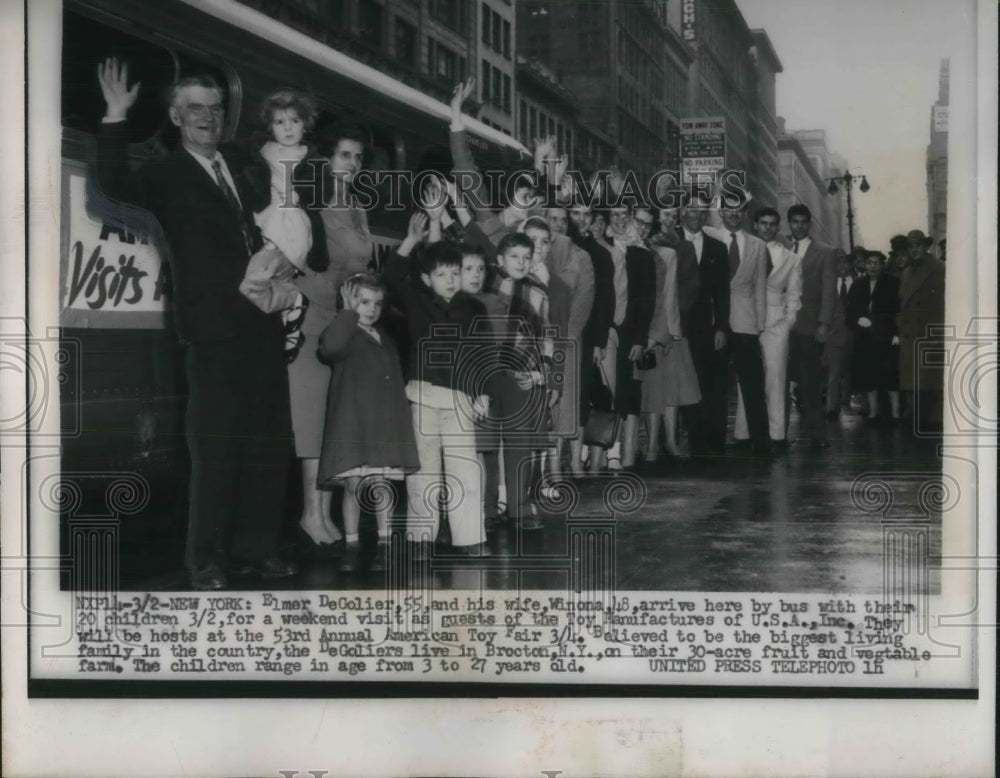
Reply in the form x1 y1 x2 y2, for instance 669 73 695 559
58 0 530 584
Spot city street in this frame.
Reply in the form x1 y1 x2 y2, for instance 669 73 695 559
126 408 943 594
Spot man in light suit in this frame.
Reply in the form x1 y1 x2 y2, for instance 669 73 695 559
732 207 802 451
785 204 839 448
93 59 298 590
705 200 770 454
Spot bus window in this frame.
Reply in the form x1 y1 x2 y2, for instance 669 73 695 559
61 10 177 144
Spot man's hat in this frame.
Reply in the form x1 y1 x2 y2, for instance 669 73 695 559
907 229 933 247
889 234 909 251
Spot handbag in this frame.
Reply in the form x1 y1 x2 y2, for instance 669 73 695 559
635 348 657 371
583 362 621 449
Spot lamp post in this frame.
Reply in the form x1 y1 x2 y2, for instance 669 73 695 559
827 170 869 252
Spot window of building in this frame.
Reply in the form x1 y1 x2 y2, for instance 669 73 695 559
491 67 502 109
430 0 466 34
394 17 416 66
502 19 511 58
491 11 502 51
481 2 490 44
502 74 511 114
437 44 458 82
529 105 537 139
519 98 527 139
358 0 383 46
481 60 491 101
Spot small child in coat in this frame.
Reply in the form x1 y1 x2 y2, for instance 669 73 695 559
317 273 419 573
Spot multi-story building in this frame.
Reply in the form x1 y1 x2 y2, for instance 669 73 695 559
926 59 949 256
476 0 516 134
776 118 840 248
518 0 674 185
234 0 515 133
663 1 784 207
514 54 577 165
747 29 782 209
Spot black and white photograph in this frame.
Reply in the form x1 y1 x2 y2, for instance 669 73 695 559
2 0 995 775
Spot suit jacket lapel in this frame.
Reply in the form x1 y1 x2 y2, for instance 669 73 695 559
174 147 234 211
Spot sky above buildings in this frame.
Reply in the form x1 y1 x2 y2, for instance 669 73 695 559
735 0 976 251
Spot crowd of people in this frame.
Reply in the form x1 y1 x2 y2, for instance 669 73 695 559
92 62 946 590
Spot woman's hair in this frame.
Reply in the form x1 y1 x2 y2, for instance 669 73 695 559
337 272 385 310
259 89 318 130
316 122 369 157
519 216 551 235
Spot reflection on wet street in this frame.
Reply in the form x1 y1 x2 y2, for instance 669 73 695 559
127 412 944 594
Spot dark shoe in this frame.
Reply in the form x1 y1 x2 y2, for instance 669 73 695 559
751 441 773 457
338 542 362 573
516 515 544 531
190 564 227 591
246 556 299 578
732 438 752 451
370 541 389 572
485 513 507 533
455 542 493 557
771 439 790 454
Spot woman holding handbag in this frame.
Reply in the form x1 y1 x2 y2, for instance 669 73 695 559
637 231 701 460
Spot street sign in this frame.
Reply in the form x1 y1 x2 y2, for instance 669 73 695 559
680 116 726 183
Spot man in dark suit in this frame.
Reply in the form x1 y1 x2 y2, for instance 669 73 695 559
569 202 615 472
678 202 730 458
825 250 860 419
785 204 839 448
93 59 297 590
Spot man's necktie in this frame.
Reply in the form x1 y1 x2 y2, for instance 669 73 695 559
792 240 800 255
212 158 252 255
840 278 849 306
766 247 774 276
728 231 740 279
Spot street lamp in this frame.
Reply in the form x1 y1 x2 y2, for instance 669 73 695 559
827 170 869 252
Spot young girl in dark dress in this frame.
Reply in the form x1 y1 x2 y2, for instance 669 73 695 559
317 273 419 572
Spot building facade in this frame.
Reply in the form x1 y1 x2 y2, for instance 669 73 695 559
665 0 780 205
515 54 577 166
476 0 516 133
776 118 840 248
926 58 949 255
235 0 514 128
518 0 675 184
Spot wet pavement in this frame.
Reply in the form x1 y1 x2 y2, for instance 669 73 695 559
123 406 944 594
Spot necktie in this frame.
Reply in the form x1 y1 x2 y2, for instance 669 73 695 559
792 240 800 255
728 231 740 279
840 278 849 305
766 246 774 276
212 158 252 254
